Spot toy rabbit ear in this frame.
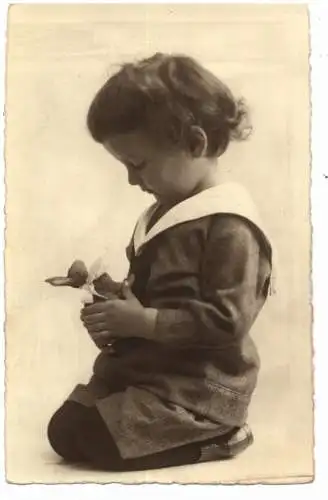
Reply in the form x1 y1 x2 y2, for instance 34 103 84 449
45 277 74 287
88 257 108 283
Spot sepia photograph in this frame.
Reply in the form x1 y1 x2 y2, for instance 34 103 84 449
4 3 312 484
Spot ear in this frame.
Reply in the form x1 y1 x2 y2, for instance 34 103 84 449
188 126 208 158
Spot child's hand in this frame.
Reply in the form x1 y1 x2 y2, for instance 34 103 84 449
80 281 158 348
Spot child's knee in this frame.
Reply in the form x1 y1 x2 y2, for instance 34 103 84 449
47 401 121 469
47 401 85 461
48 401 78 437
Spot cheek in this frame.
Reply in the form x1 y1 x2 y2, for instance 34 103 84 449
161 162 187 187
143 165 166 187
143 157 186 190
153 168 175 190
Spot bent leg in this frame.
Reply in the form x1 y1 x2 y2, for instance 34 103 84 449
68 407 200 471
65 405 200 471
122 425 253 471
48 402 252 471
47 401 87 463
47 400 122 469
70 405 123 471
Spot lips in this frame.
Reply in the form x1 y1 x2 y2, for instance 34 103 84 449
140 184 152 194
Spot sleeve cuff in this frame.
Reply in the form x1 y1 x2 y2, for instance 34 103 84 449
140 307 159 339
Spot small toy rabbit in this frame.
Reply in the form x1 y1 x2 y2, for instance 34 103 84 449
45 259 123 301
45 259 129 353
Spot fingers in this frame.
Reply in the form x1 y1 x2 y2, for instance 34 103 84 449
80 321 114 348
121 281 139 303
92 331 113 349
81 311 105 325
83 322 108 334
81 302 110 314
80 311 108 333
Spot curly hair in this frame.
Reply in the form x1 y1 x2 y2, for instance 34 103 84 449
87 53 252 157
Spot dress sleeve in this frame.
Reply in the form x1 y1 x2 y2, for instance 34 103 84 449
148 215 272 348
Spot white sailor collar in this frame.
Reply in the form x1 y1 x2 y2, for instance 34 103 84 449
132 182 271 257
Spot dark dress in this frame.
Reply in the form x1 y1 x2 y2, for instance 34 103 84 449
67 183 273 460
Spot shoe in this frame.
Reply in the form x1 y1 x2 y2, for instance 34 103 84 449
198 424 254 463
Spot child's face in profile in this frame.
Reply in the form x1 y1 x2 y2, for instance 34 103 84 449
103 130 212 205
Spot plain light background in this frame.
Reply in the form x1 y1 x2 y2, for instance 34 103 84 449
4 1 313 486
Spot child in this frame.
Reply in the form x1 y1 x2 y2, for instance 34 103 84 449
47 53 273 471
